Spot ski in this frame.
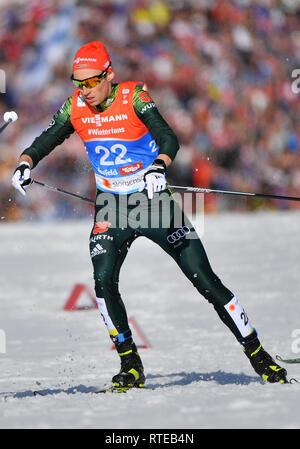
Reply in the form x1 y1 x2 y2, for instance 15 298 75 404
32 385 153 396
0 384 153 398
94 385 153 394
276 355 300 364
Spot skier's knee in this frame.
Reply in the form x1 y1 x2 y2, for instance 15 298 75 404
94 268 116 297
196 275 234 307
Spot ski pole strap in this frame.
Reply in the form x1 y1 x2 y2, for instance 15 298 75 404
168 185 300 203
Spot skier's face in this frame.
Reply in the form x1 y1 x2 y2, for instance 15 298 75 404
72 68 115 106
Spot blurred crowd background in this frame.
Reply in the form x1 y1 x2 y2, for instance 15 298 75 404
1 0 300 221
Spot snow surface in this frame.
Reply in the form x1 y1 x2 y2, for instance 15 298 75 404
1 211 300 429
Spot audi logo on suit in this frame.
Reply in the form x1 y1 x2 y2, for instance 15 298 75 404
167 226 190 244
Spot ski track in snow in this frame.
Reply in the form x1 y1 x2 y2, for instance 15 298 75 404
0 211 300 429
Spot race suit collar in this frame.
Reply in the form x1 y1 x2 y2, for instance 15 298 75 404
95 83 119 112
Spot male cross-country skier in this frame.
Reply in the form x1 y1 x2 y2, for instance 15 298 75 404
12 41 288 388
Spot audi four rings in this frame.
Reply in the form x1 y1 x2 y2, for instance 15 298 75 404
167 226 190 244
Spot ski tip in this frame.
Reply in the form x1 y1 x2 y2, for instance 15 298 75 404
33 390 46 396
288 378 299 384
276 354 300 364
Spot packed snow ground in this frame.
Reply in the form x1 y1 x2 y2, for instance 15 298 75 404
1 211 300 429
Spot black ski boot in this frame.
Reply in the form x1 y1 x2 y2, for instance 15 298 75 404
242 331 288 384
112 339 145 389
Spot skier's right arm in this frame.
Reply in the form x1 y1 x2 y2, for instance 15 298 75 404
12 97 75 195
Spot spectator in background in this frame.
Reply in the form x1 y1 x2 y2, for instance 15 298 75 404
1 0 300 221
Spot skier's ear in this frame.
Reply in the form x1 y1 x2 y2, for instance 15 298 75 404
107 71 115 82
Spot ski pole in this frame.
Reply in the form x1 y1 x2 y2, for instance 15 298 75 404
31 179 300 204
0 111 18 134
168 185 300 203
31 179 94 204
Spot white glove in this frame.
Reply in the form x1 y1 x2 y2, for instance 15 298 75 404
12 162 31 196
141 159 167 199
